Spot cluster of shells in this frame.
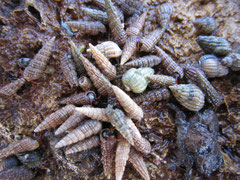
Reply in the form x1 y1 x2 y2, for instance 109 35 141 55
0 0 239 179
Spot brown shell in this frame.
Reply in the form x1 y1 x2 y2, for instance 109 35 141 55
59 91 96 105
115 134 131 180
155 46 184 78
133 88 170 104
105 105 134 145
0 156 20 172
124 55 162 68
155 3 173 28
55 111 86 135
55 120 102 148
59 53 78 87
100 129 116 179
105 0 127 45
120 0 142 16
65 135 100 154
89 43 117 80
0 78 26 97
0 138 39 159
65 20 106 35
140 28 165 52
34 104 75 132
193 17 217 35
23 36 55 81
75 107 108 121
81 7 108 24
112 85 144 119
0 165 35 180
126 12 147 36
93 0 105 10
221 53 240 71
78 76 93 91
120 35 138 65
128 148 150 180
147 74 177 86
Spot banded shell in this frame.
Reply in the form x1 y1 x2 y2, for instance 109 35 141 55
100 129 116 179
120 0 142 15
105 105 134 146
128 148 150 180
55 111 86 135
87 41 122 58
126 12 147 36
199 55 229 78
59 91 96 105
75 107 108 121
23 36 55 81
133 88 170 104
0 165 35 180
221 53 240 71
65 135 100 154
122 67 154 93
147 74 177 86
81 7 108 24
0 138 39 159
193 17 217 35
65 20 106 35
196 36 232 56
18 58 32 68
105 0 127 45
140 28 165 52
79 76 93 91
34 104 75 132
112 85 144 119
0 78 26 97
55 120 102 148
155 2 173 28
0 156 20 172
89 43 117 80
115 134 130 180
155 46 184 78
60 53 78 87
124 55 162 68
120 35 138 65
169 84 205 112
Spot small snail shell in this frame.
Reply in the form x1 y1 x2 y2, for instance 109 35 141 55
193 17 217 35
126 11 147 36
221 53 240 71
81 7 108 24
0 78 26 97
124 55 162 68
169 84 205 112
79 76 93 91
155 2 173 28
122 67 154 93
75 106 108 122
199 55 229 78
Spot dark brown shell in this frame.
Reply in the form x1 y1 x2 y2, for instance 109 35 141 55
34 104 75 132
60 53 78 87
23 36 55 81
193 17 217 35
0 165 35 180
79 76 93 91
126 12 147 36
0 156 20 172
155 3 173 28
0 78 26 97
124 55 162 67
155 46 184 78
59 91 96 105
0 138 39 159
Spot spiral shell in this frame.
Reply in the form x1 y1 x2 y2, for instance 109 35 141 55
105 0 127 45
0 165 35 180
147 74 177 86
0 156 20 172
122 67 154 93
0 138 39 159
65 20 106 35
79 76 93 91
199 55 229 78
81 7 108 24
18 58 32 68
155 2 173 28
60 53 78 87
87 41 122 58
196 36 232 56
155 46 184 78
23 36 55 81
193 17 217 35
112 85 144 119
169 84 205 112
75 107 108 121
120 0 142 16
34 104 75 132
59 91 96 105
65 136 100 154
93 0 105 10
133 88 170 104
221 53 240 71
124 55 162 68
120 35 138 65
0 78 26 97
55 120 102 148
89 43 117 80
126 12 147 36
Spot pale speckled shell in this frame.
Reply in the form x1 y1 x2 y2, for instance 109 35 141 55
34 104 75 132
124 55 162 68
65 135 100 154
122 67 154 93
193 17 217 35
199 55 229 78
169 84 205 112
221 53 240 71
0 138 39 159
0 78 26 97
126 12 147 36
75 107 108 122
55 120 102 148
78 76 93 91
147 74 177 86
155 2 173 28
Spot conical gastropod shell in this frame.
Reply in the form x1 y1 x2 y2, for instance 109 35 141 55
221 53 240 71
0 78 26 97
193 17 217 35
126 12 147 36
147 74 176 86
124 55 162 68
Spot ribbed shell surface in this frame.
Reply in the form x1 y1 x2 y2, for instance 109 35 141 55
0 78 26 96
124 55 162 67
147 74 177 86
